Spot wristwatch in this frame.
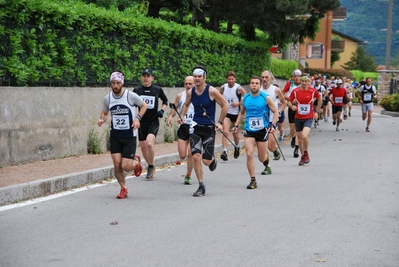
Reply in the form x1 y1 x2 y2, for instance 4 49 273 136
218 120 224 125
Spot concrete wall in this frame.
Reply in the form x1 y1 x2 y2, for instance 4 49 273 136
0 78 287 168
0 86 184 167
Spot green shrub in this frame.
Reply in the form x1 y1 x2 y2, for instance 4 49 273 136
87 128 103 154
271 58 300 79
380 93 399 111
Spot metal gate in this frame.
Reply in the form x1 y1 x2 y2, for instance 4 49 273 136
390 78 398 94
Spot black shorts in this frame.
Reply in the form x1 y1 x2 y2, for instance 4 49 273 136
243 128 269 142
110 136 137 159
288 107 296 124
177 124 190 141
226 113 238 123
332 106 343 114
190 124 215 160
322 97 330 106
294 118 313 132
138 120 160 141
277 111 285 124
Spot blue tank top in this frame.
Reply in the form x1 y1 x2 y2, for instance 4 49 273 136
243 91 270 132
191 84 215 125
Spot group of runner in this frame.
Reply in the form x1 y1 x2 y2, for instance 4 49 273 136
98 67 377 198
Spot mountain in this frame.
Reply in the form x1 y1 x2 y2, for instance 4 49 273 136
333 0 399 65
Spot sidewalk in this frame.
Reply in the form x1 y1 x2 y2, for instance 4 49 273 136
0 104 386 206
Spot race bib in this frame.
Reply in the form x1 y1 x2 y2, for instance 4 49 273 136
141 95 156 109
112 115 130 130
226 98 235 107
297 104 310 115
249 117 264 131
364 93 372 101
185 111 194 124
335 97 343 103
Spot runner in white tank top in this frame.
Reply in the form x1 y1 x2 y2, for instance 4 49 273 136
219 71 246 161
167 76 195 185
261 70 286 167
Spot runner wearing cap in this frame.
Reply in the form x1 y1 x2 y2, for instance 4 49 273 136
133 68 168 180
283 69 302 158
328 79 347 132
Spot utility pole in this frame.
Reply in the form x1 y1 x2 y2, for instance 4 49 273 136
385 0 393 70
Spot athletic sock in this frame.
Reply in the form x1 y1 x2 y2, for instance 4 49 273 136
263 158 269 167
149 164 154 169
199 182 204 187
251 177 256 181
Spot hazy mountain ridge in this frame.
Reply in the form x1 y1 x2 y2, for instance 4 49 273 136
333 0 399 65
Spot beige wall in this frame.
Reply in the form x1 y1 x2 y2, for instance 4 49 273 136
332 35 359 69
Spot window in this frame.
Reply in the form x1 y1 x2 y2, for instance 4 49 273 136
306 43 324 59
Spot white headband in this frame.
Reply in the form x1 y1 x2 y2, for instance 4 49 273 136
110 72 124 84
193 68 206 77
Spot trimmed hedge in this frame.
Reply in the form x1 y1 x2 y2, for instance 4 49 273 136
0 0 271 86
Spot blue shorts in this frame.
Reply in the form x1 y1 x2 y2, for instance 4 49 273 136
294 118 313 132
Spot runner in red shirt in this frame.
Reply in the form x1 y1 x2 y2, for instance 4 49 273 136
328 79 347 132
288 76 322 166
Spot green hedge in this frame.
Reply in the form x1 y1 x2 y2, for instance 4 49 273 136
270 58 300 79
0 0 271 86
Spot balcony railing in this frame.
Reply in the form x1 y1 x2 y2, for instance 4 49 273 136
333 7 347 21
331 40 345 52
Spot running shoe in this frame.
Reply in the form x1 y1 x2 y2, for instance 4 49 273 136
116 187 128 199
273 150 281 160
291 136 295 148
298 156 306 166
344 115 348 120
333 119 336 125
146 166 156 180
233 146 240 159
278 136 283 143
209 158 217 171
366 127 370 132
184 176 192 185
314 120 317 128
261 166 272 175
293 146 299 158
133 156 142 177
336 127 339 132
247 179 257 189
193 185 205 197
349 111 351 117
303 152 310 164
220 151 228 161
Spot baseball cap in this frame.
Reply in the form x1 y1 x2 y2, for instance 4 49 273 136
142 68 153 76
336 79 343 84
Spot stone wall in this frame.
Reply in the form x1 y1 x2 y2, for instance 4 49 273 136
377 70 399 101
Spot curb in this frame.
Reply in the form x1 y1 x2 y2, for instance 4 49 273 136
0 142 243 206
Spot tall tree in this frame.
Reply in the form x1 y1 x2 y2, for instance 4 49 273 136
342 46 377 72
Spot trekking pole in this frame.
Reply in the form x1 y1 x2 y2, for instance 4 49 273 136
200 104 240 159
263 112 286 161
169 103 184 121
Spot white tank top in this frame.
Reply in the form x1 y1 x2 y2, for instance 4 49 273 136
178 90 195 125
261 85 278 122
222 83 240 115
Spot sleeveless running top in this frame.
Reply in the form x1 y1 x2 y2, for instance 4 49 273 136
243 91 270 132
179 90 195 125
108 90 137 138
191 84 215 125
222 83 240 115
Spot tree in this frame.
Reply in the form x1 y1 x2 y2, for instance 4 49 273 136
342 46 377 72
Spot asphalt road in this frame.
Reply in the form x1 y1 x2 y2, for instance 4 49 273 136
1 109 398 267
